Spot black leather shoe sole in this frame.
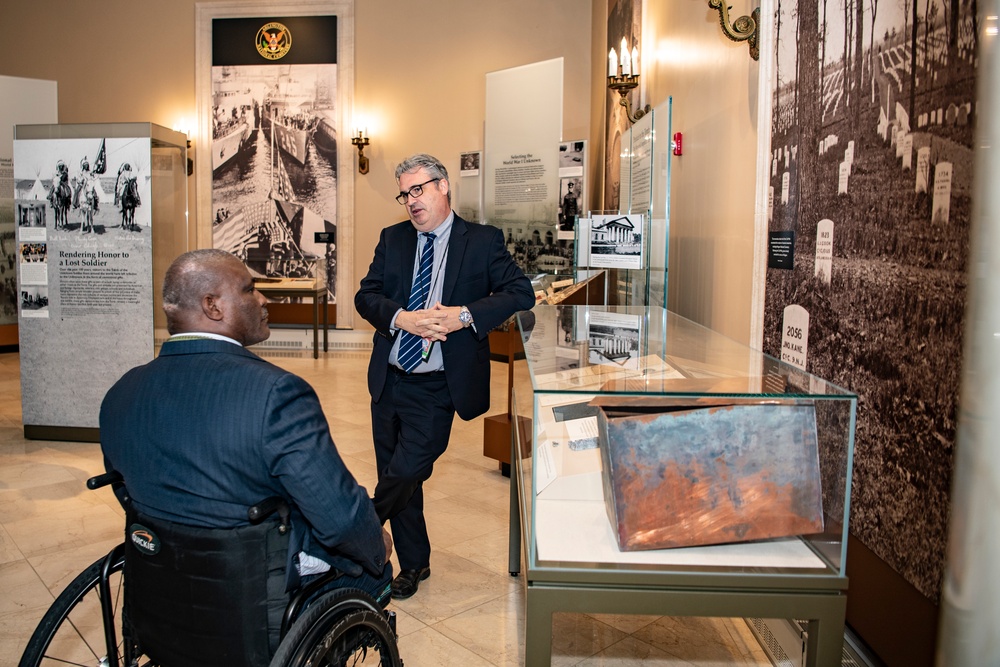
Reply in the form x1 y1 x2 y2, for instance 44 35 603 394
391 567 430 600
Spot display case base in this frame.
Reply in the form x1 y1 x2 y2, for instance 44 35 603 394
24 425 100 443
483 413 532 465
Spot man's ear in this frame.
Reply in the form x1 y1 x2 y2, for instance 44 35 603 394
202 293 225 322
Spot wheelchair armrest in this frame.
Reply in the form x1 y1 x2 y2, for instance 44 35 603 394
87 470 124 490
247 496 290 534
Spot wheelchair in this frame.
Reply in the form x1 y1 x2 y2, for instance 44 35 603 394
18 472 403 667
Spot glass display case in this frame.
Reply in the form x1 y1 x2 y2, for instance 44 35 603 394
13 122 188 440
509 304 856 667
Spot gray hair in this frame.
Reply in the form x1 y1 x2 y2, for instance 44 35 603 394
395 154 450 203
162 249 240 331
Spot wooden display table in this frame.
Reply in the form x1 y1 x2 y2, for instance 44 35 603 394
254 278 328 359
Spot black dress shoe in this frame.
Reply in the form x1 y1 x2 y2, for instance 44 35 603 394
391 567 430 599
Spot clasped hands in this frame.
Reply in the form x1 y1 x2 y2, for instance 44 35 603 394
396 302 462 342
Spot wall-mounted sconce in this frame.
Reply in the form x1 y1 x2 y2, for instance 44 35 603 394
607 37 652 125
351 129 370 174
708 0 760 61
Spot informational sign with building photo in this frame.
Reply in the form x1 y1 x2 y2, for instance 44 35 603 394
587 213 643 270
587 309 642 370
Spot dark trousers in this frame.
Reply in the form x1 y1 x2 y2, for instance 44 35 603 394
371 367 454 571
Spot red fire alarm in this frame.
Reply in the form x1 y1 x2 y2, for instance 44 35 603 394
672 132 683 156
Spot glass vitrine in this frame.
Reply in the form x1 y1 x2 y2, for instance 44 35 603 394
509 304 856 667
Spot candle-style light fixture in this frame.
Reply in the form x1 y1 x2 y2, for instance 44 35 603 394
351 128 370 174
607 37 651 125
708 0 760 61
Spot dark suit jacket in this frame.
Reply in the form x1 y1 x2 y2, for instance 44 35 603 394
355 214 534 420
99 339 385 585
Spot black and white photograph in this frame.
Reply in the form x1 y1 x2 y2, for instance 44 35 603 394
559 140 585 176
0 228 16 324
558 177 582 233
17 202 46 228
19 285 48 318
587 213 643 270
13 137 152 238
460 150 481 175
503 227 574 276
587 310 641 370
762 0 978 603
210 16 340 304
19 242 46 265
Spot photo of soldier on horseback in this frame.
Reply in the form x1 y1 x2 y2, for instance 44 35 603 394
72 156 100 234
47 160 72 230
115 162 142 232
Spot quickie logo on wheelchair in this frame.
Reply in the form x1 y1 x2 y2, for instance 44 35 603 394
129 524 161 555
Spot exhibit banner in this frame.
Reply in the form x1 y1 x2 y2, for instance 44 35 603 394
196 2 356 327
13 135 154 429
484 58 564 275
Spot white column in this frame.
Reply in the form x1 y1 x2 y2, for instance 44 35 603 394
936 9 1000 666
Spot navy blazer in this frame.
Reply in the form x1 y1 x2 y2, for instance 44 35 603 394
99 339 385 585
355 214 534 420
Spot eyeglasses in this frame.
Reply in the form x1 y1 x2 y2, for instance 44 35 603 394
395 178 440 205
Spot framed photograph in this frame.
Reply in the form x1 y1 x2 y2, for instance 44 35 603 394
587 213 643 270
196 1 356 327
460 151 481 175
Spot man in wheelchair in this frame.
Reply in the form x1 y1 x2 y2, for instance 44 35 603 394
98 249 395 666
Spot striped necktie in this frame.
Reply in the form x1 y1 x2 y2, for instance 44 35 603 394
398 232 436 372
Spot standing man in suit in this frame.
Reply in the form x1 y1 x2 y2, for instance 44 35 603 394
355 154 534 599
100 249 393 614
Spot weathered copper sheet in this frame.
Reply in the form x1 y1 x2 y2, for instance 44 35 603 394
594 401 824 551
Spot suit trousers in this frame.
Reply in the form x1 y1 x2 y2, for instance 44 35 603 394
371 367 455 571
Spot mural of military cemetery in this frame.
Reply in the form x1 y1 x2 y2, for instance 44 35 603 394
762 0 978 600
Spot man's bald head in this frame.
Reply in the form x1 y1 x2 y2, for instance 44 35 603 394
162 249 270 345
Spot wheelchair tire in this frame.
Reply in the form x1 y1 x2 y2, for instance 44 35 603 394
18 545 153 667
270 589 401 667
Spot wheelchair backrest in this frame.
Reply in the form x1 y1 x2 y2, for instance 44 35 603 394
124 507 290 667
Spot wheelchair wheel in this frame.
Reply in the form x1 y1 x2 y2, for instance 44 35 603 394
270 589 401 667
18 545 153 667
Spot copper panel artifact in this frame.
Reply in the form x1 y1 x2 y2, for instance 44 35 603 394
595 401 824 550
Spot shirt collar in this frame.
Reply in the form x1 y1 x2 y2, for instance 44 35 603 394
168 332 242 346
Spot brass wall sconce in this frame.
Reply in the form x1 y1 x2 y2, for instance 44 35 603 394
708 0 760 61
351 129 370 174
608 37 651 125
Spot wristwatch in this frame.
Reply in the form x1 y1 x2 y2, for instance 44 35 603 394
459 305 474 328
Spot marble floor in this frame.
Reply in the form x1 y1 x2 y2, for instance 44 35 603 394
0 348 774 666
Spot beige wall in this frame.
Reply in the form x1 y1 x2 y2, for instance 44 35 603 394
3 0 592 330
641 0 761 344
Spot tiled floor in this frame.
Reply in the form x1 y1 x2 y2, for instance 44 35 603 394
0 348 773 666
